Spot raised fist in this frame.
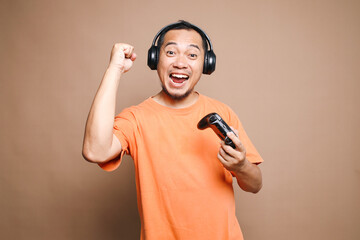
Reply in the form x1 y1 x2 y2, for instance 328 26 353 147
109 43 137 73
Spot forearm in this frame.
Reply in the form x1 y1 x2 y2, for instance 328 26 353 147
233 159 262 193
82 66 122 162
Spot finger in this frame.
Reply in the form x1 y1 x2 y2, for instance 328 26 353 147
217 150 230 166
219 144 234 162
220 140 235 156
130 52 137 61
230 126 239 137
123 45 135 58
226 131 246 153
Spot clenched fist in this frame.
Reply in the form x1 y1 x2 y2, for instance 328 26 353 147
109 43 137 73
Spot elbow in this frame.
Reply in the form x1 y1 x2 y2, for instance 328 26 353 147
238 180 263 194
82 149 93 163
242 186 262 194
82 148 108 163
82 148 97 163
251 184 262 194
249 182 263 194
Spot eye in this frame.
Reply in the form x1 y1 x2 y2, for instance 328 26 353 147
166 50 175 56
189 53 198 59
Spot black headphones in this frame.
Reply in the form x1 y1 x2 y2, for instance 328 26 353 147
147 22 216 75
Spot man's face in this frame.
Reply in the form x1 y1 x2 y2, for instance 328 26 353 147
157 29 205 100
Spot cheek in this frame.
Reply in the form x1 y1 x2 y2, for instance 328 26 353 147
193 63 204 76
158 58 172 73
194 58 204 71
157 60 167 75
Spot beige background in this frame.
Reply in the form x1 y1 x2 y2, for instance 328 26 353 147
1 0 359 239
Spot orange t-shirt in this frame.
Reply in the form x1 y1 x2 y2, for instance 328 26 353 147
99 94 263 240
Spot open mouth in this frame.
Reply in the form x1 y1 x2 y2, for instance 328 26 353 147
170 73 189 84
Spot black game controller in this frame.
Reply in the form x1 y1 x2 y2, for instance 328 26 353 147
197 112 236 149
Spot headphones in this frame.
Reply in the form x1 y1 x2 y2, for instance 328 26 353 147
147 22 216 75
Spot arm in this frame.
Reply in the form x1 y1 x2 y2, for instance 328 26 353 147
217 129 263 193
82 43 136 163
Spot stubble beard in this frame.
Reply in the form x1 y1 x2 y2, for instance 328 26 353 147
161 84 194 101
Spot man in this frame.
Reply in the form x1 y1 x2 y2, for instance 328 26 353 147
82 20 263 240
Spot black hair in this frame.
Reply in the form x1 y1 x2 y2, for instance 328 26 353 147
157 20 208 52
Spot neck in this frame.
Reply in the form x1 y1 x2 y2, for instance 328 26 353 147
152 91 199 109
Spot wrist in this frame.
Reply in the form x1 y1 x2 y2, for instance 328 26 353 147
108 61 125 73
105 64 124 79
107 63 125 74
233 158 250 175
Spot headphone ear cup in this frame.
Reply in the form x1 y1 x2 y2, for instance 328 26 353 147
203 50 216 75
203 52 209 74
147 46 158 70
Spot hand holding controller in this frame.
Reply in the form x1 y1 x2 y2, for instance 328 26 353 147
197 113 236 149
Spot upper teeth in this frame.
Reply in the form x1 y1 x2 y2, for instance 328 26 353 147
171 74 188 79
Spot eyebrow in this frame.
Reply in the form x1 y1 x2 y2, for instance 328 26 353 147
164 42 201 51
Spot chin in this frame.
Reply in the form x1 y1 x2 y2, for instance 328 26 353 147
162 85 193 101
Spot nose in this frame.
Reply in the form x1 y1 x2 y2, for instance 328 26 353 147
173 54 188 69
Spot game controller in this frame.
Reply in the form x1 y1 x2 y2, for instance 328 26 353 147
197 112 236 149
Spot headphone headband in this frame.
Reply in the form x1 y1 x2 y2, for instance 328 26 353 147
147 21 216 75
151 22 214 51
